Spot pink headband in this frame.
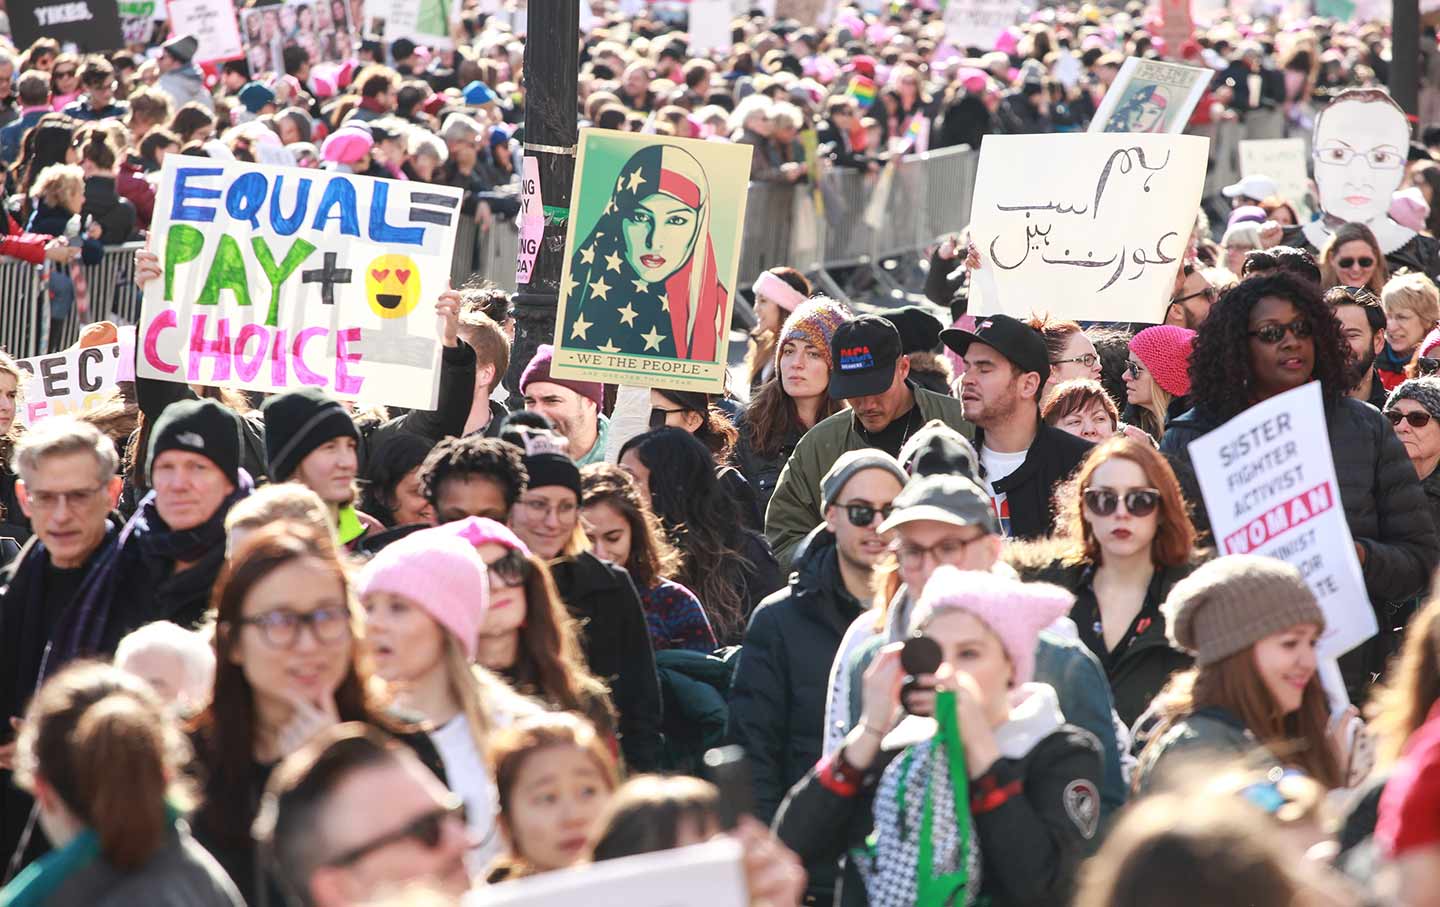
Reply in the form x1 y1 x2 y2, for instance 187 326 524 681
440 517 532 556
752 271 807 313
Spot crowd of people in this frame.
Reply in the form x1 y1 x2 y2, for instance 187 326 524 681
0 2 1438 907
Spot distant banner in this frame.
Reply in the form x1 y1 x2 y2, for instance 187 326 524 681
1090 58 1211 134
168 0 245 65
551 129 752 393
464 839 745 907
17 327 135 426
9 0 124 51
969 133 1209 323
364 0 453 49
688 0 733 55
239 0 356 79
138 158 462 409
1239 137 1313 219
942 0 1021 50
1188 381 1377 659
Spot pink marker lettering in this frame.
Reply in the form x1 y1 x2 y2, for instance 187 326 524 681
292 327 326 386
143 309 179 374
187 314 232 382
333 327 363 395
233 324 268 382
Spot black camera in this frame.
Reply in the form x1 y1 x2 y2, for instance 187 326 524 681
899 634 942 714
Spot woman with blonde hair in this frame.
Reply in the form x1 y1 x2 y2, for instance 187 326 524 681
1124 325 1195 441
1381 272 1440 387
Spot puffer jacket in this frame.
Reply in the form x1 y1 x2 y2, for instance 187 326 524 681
1133 706 1273 796
1161 397 1440 698
733 418 803 519
766 385 972 570
656 647 738 774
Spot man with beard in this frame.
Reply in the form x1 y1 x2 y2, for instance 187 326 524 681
1165 264 1218 330
262 388 378 547
942 314 1091 538
1329 286 1390 409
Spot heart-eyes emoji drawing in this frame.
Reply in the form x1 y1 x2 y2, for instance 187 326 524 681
365 253 421 319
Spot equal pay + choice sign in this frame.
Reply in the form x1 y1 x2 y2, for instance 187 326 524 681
139 158 464 410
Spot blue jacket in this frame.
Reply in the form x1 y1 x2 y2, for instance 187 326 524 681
61 98 129 122
0 109 45 165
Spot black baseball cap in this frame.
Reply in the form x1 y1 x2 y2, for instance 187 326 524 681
940 314 1049 378
829 315 903 400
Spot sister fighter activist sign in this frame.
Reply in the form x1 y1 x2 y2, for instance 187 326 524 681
139 158 463 409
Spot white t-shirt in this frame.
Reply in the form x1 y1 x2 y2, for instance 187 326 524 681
981 445 1027 537
431 715 503 874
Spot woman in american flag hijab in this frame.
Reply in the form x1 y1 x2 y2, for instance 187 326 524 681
561 144 729 362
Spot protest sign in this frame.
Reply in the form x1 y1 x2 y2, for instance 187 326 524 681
16 328 136 426
366 0 453 49
1089 58 1211 134
240 0 356 80
688 0 734 56
942 0 1022 51
167 0 245 66
968 133 1208 323
9 0 124 51
515 155 543 286
137 157 463 409
1188 381 1377 659
551 129 751 394
1239 137 1313 219
464 839 746 907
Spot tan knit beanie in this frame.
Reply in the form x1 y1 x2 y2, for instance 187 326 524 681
1162 555 1326 666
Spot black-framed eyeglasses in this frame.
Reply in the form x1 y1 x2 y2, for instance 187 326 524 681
485 549 532 587
325 796 467 867
1083 487 1162 517
1336 256 1375 270
1247 318 1312 344
648 406 686 429
1053 353 1098 368
1171 288 1212 307
1418 357 1440 377
1386 409 1434 429
234 606 352 649
838 502 893 527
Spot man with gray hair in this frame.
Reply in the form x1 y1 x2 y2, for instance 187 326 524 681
0 416 122 873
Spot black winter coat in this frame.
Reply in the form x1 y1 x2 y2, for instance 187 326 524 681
82 175 139 244
775 724 1103 907
1161 398 1440 698
977 423 1093 540
550 551 664 772
733 418 803 520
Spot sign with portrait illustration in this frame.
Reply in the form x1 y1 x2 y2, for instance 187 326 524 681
167 0 245 66
1188 381 1376 659
550 129 752 394
1239 137 1313 220
137 158 463 409
16 327 135 426
238 0 355 79
968 133 1209 323
1088 58 1211 135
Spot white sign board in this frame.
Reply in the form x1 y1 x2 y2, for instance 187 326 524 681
464 839 746 907
166 0 244 65
138 157 462 409
688 0 733 55
1188 381 1377 659
969 133 1209 323
1240 137 1313 219
16 327 135 425
515 155 542 286
942 0 1021 50
1089 58 1211 135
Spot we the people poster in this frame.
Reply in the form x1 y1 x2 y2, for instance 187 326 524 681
968 133 1209 323
137 157 463 409
551 129 752 394
1089 58 1212 135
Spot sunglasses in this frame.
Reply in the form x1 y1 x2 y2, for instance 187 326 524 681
1053 353 1098 368
1124 360 1145 379
1386 409 1434 429
1419 357 1440 377
326 796 467 866
839 502 893 527
485 550 532 587
53 69 76 79
648 406 686 429
1083 487 1162 517
1247 318 1312 344
1337 257 1375 270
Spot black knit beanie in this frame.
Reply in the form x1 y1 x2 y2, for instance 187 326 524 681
261 387 361 481
147 398 243 486
523 452 582 500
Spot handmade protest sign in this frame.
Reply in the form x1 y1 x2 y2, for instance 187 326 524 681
515 155 543 286
1188 381 1377 659
551 129 752 394
9 0 124 51
1239 137 1313 219
366 0 453 49
167 0 245 66
16 327 136 426
688 0 734 56
239 0 356 79
464 839 745 907
1089 58 1211 134
942 0 1021 51
138 157 462 409
968 133 1208 323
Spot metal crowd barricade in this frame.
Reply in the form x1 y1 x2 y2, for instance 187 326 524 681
44 242 145 354
0 257 46 359
450 217 521 292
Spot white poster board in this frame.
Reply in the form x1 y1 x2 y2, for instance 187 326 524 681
16 327 135 425
166 0 244 65
1089 58 1211 134
368 0 452 48
1188 381 1377 659
942 0 1021 50
1239 137 1313 219
138 157 462 409
464 839 746 907
688 0 733 55
969 133 1209 323
515 155 542 286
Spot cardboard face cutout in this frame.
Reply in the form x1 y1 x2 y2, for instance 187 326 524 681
1307 89 1413 253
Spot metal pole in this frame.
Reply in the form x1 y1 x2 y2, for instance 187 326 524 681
1391 0 1420 120
506 0 580 395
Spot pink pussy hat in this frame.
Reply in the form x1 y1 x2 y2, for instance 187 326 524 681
440 516 531 556
355 528 490 660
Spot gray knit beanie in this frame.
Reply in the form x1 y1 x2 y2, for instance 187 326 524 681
1385 377 1440 419
1162 555 1325 666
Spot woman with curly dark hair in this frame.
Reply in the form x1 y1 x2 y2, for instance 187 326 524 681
1160 273 1439 700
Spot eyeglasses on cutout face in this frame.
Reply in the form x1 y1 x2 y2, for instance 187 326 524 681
1336 257 1375 270
1083 487 1162 518
1314 144 1404 170
1386 409 1434 429
234 606 352 649
324 796 467 867
1247 318 1313 344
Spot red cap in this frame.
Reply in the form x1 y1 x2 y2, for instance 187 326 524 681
844 55 877 79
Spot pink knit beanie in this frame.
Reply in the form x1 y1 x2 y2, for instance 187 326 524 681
908 567 1073 685
1129 325 1197 397
355 528 490 659
439 516 531 556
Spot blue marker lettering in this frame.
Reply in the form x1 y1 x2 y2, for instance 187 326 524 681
171 167 224 222
367 182 425 246
269 175 311 236
311 177 360 236
225 172 266 229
